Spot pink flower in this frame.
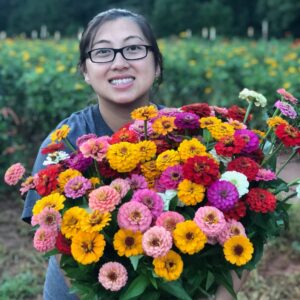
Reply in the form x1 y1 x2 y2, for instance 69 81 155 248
194 206 226 244
131 189 164 219
76 133 97 147
255 168 277 181
142 226 172 257
110 178 130 198
212 106 228 117
274 100 297 119
158 165 183 191
20 176 35 195
129 120 153 138
98 262 128 291
126 174 148 191
33 227 57 252
4 163 25 185
79 137 109 161
277 88 298 104
89 186 121 213
117 201 152 232
217 219 246 245
155 211 185 232
64 176 92 199
32 207 62 230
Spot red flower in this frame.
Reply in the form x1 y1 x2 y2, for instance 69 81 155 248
34 165 61 196
181 103 212 118
241 148 264 164
110 127 139 144
56 231 71 255
245 188 276 213
215 135 246 157
152 139 171 154
223 200 247 221
227 157 259 181
183 155 220 186
275 124 300 147
227 105 252 122
41 142 65 155
98 158 119 179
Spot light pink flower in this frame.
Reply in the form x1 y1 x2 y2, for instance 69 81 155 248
194 206 226 244
33 207 62 230
33 227 57 252
212 106 228 116
155 211 185 232
76 133 97 147
64 175 92 199
20 176 35 195
117 201 152 232
277 88 298 104
129 120 153 138
89 186 121 213
79 137 109 161
98 262 128 291
4 163 25 185
110 178 130 198
274 100 297 119
126 174 148 191
142 226 173 257
217 219 246 245
255 169 277 181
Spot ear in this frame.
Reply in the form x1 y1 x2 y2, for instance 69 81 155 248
155 66 161 79
84 72 91 85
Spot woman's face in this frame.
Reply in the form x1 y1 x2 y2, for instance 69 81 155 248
84 18 158 106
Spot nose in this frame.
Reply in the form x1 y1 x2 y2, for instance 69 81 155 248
111 52 130 70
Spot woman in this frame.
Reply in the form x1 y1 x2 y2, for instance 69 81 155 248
22 8 247 299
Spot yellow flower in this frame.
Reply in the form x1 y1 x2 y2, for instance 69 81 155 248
252 129 265 140
50 124 70 142
208 123 235 141
177 138 206 161
156 150 180 171
152 116 176 135
267 116 288 128
58 169 82 190
131 105 158 120
199 116 222 129
106 142 139 173
74 83 85 90
205 70 213 79
22 51 30 61
56 64 66 72
137 140 157 162
173 221 207 254
113 229 143 257
35 66 44 74
204 87 212 94
283 82 291 89
61 207 88 239
81 210 111 233
177 179 205 205
71 231 106 265
140 160 161 188
153 250 183 281
32 193 65 215
90 177 101 187
223 235 254 266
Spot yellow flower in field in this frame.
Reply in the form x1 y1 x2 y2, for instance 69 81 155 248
177 179 205 205
269 70 277 77
156 150 180 171
38 56 46 63
204 87 212 94
58 169 82 190
216 59 225 66
267 116 288 128
284 52 297 61
71 231 105 265
32 192 66 215
199 116 222 129
131 105 158 120
178 138 206 161
50 124 71 142
70 67 77 74
113 229 143 257
22 51 30 61
74 83 84 90
288 66 297 74
208 122 235 141
35 66 44 74
61 207 88 239
106 142 139 173
137 140 157 162
173 221 207 254
81 210 111 233
205 70 213 79
153 250 183 281
56 64 66 72
152 116 176 135
90 177 101 187
189 59 197 66
283 82 291 89
223 235 254 266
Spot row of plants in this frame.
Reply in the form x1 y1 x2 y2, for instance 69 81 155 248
1 37 299 193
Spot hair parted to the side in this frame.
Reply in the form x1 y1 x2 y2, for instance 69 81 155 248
78 8 163 86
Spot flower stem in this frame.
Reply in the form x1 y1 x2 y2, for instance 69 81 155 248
93 159 101 179
144 120 148 140
261 143 283 167
282 192 297 203
63 137 76 152
287 178 300 187
276 148 297 176
243 101 253 124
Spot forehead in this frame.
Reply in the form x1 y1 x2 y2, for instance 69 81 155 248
92 18 147 46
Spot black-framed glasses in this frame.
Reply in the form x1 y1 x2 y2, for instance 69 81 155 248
87 45 153 63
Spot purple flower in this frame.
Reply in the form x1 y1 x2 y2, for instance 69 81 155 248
174 112 200 130
158 165 183 190
234 129 259 153
65 152 93 172
64 175 92 199
126 174 148 191
207 180 239 211
274 100 297 119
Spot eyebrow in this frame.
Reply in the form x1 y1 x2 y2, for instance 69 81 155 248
93 35 145 47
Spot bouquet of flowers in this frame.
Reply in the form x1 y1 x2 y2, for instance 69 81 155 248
5 88 300 300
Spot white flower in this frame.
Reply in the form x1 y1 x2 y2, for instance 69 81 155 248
157 189 178 210
239 88 267 107
209 149 232 167
43 151 70 165
296 185 300 198
220 171 249 197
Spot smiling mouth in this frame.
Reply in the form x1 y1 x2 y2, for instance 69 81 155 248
109 77 135 86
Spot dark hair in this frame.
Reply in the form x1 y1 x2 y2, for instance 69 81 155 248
78 8 163 85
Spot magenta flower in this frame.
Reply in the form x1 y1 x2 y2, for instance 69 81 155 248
65 152 93 172
117 201 152 232
98 262 128 291
4 163 25 185
32 207 62 230
234 129 259 153
255 168 277 181
76 133 97 147
64 176 92 199
158 165 183 191
142 226 173 257
110 178 131 198
155 211 185 232
207 180 239 211
33 227 57 252
174 112 200 130
126 174 148 191
79 137 109 161
131 189 164 219
277 88 298 104
274 100 297 119
217 219 246 245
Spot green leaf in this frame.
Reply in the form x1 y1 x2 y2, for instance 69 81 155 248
169 195 178 211
159 281 192 300
148 276 158 289
205 271 215 290
43 248 60 259
129 255 143 271
141 290 160 300
214 271 237 300
120 274 149 300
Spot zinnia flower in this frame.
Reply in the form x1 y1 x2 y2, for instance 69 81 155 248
220 171 249 197
80 210 111 233
223 235 254 266
155 211 185 232
245 188 276 213
275 124 300 147
129 120 153 139
173 220 207 254
174 112 200 130
55 231 71 255
255 169 277 181
177 179 205 205
217 219 246 245
33 207 62 230
110 178 130 198
57 168 82 191
98 262 128 291
223 200 247 221
208 123 235 141
227 105 252 122
152 116 177 135
33 227 57 252
32 192 66 216
4 163 25 185
41 142 65 155
267 116 288 128
76 133 97 147
126 174 148 191
136 140 157 162
43 151 70 166
65 152 93 172
131 105 158 120
277 88 298 104
50 124 70 142
274 100 297 119
158 165 183 191
181 103 212 118
20 176 35 195
177 138 207 161
156 150 181 171
64 175 92 199
215 135 246 157
234 129 259 153
79 137 109 161
110 127 139 144
239 88 267 107
227 157 259 181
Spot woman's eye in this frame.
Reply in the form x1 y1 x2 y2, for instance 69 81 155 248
94 49 112 57
126 45 142 52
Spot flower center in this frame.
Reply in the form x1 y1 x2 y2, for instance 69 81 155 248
130 211 141 222
186 232 194 240
205 213 217 224
167 261 175 270
150 238 160 247
125 236 135 247
233 244 244 256
45 215 55 225
81 241 94 253
143 197 153 209
89 212 103 225
108 271 117 282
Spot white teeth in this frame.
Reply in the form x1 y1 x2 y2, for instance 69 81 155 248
110 77 134 85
